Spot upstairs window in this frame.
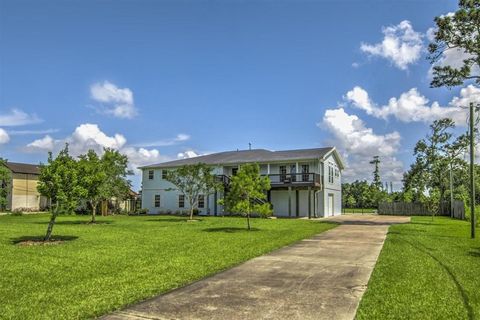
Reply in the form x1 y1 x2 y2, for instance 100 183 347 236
198 195 205 208
179 195 185 208
302 165 309 182
154 195 161 208
328 166 334 183
148 170 154 180
279 165 287 182
162 169 168 179
335 168 339 178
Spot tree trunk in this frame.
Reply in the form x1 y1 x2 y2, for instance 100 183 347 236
246 213 251 230
91 201 97 223
190 206 194 220
44 202 59 241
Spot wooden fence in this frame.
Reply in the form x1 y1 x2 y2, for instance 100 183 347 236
378 201 465 219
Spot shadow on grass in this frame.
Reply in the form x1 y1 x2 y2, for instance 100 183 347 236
34 220 113 225
145 218 199 223
203 227 260 233
399 237 474 320
468 248 480 258
11 235 78 245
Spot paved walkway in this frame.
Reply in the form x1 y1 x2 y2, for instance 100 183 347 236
102 215 409 320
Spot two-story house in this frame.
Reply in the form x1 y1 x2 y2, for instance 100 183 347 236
139 147 344 218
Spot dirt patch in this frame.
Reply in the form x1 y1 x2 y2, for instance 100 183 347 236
16 239 65 246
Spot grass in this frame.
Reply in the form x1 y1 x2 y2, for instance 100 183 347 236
357 216 480 320
0 214 336 319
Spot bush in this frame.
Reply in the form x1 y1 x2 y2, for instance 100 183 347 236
136 208 148 215
11 209 24 216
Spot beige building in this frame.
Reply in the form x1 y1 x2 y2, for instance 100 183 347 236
3 162 48 211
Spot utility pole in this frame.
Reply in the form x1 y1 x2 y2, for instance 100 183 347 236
450 162 454 218
470 102 475 239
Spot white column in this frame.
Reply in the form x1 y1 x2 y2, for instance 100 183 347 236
267 163 270 174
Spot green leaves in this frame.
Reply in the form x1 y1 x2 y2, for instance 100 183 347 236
223 163 272 225
428 1 480 88
165 163 220 220
0 158 11 210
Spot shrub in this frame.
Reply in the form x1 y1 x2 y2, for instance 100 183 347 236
11 209 23 216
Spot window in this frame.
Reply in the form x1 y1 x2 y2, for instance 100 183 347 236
148 170 154 180
198 195 205 208
178 195 185 208
328 166 334 183
154 195 161 208
290 165 296 182
232 168 238 176
302 165 309 182
335 169 339 178
279 165 286 182
162 169 168 179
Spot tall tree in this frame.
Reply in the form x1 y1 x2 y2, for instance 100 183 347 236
37 145 83 241
428 0 480 88
404 119 468 215
78 150 106 223
222 163 272 230
369 156 382 189
166 163 220 220
0 158 11 211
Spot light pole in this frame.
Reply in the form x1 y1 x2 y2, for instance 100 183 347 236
470 102 475 239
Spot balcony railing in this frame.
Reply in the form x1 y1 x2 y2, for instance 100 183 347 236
264 173 321 186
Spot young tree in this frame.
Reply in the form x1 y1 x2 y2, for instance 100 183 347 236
78 150 106 223
99 148 131 214
166 163 220 220
37 145 83 241
428 0 480 88
222 163 272 230
369 156 382 189
0 158 11 211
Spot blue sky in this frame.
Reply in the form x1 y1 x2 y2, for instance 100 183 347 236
1 0 477 190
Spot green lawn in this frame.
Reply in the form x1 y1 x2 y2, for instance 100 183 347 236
357 216 480 320
0 214 336 319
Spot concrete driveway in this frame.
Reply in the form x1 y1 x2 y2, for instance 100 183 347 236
102 214 409 320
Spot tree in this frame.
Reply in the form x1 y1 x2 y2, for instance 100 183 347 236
403 118 468 217
369 156 382 189
99 148 131 214
166 163 220 220
222 163 272 230
78 150 106 223
428 0 480 88
0 158 11 211
37 145 83 241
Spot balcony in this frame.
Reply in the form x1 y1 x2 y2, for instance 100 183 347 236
264 173 322 189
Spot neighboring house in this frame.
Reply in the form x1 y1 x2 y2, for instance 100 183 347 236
2 162 48 211
140 147 344 218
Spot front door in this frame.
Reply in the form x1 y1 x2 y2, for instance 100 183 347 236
328 194 334 216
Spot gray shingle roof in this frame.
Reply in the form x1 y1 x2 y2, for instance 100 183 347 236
4 162 41 175
140 147 337 169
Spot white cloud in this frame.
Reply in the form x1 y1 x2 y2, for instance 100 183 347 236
25 135 55 152
0 128 9 144
429 48 480 80
8 128 59 136
177 150 199 159
134 133 191 147
320 108 404 187
345 85 479 126
360 20 423 70
24 123 171 175
90 81 138 119
0 109 42 126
